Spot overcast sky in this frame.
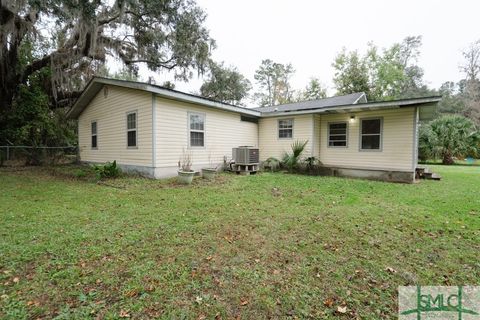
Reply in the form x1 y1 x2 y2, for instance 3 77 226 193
140 0 480 98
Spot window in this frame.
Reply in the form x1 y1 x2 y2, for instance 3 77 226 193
127 112 137 147
189 113 205 147
360 118 382 150
91 121 97 149
328 122 347 147
278 119 293 139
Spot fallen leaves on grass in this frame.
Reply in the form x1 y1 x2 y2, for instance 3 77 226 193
336 305 347 314
323 297 334 308
125 289 139 298
240 298 249 306
26 300 40 307
271 187 282 197
323 243 340 252
119 309 130 318
385 267 397 274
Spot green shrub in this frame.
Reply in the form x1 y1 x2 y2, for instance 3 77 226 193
262 157 280 172
93 161 120 180
73 169 87 178
419 115 480 164
305 156 318 169
282 140 308 172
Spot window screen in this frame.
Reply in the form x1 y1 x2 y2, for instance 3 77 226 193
127 112 137 147
360 118 382 150
91 121 97 149
189 113 205 147
278 119 293 139
328 122 347 147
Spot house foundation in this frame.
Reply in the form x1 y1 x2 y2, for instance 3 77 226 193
322 166 415 183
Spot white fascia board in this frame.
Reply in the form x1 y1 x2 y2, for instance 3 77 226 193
260 97 441 117
98 78 261 117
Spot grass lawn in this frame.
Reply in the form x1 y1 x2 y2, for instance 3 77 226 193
0 165 479 319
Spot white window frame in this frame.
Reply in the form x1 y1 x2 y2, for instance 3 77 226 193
188 112 205 148
126 111 138 149
91 121 98 149
328 122 348 148
359 117 383 151
278 118 294 139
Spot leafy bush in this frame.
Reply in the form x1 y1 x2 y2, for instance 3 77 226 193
419 115 480 164
94 161 120 179
282 140 308 172
302 156 321 173
262 157 281 172
305 156 318 169
73 169 87 178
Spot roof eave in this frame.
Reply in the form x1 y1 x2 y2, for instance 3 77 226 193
260 96 442 117
67 77 261 119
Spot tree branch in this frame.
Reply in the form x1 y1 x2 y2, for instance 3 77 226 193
21 54 51 82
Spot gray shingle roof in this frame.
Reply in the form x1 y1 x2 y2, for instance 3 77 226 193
68 78 440 120
253 92 366 113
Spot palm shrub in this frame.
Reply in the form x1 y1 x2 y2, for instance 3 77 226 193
419 115 480 164
282 140 309 172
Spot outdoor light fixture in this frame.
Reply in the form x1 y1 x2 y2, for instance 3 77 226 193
350 115 356 122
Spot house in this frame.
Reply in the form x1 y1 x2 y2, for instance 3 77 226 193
67 77 441 183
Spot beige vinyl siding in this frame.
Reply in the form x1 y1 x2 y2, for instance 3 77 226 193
319 108 415 171
313 114 321 158
258 115 314 160
78 86 153 166
155 97 258 168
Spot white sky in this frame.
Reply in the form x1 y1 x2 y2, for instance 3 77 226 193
137 0 480 98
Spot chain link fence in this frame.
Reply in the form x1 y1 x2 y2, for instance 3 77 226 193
0 146 78 166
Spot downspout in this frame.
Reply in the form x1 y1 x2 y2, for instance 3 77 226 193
311 115 315 157
412 107 419 172
152 93 157 171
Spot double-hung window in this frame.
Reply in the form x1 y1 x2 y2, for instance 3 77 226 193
360 118 382 150
278 119 293 139
189 113 205 147
127 112 137 148
328 122 347 147
91 121 97 149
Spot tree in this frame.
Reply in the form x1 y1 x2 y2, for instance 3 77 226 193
296 78 327 101
436 81 465 115
460 40 480 81
418 115 479 164
460 40 480 124
254 59 295 106
332 36 430 101
112 68 140 82
364 42 405 100
332 49 371 97
200 61 251 105
161 81 176 90
0 0 215 112
398 36 425 94
0 67 75 164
